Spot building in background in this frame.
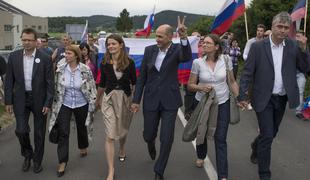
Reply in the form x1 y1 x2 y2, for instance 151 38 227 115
0 0 48 50
66 24 85 43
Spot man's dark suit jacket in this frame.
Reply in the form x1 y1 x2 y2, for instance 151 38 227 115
0 55 6 76
238 38 310 112
133 41 192 111
4 49 54 115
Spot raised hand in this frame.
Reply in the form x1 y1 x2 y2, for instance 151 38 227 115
177 16 188 39
295 33 308 51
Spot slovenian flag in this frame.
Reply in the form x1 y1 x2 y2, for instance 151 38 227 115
96 36 199 85
135 5 155 38
291 0 307 21
289 0 307 38
211 0 245 35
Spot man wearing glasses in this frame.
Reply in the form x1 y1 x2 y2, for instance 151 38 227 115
4 28 54 173
39 34 53 57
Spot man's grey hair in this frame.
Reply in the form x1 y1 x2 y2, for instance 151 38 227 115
272 12 292 25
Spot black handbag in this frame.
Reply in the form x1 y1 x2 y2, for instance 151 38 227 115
49 123 59 144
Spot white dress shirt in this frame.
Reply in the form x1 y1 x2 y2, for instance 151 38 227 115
191 55 233 104
269 35 286 95
155 39 188 71
155 46 169 71
243 37 257 61
23 49 36 91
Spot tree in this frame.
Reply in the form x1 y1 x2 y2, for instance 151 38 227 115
116 9 133 32
188 16 214 35
229 0 301 48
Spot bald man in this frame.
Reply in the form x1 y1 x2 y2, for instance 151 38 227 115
132 20 192 180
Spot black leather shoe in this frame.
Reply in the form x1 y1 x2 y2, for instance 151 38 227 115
155 173 164 180
57 170 65 177
33 162 43 173
147 142 156 160
22 157 31 172
250 142 258 164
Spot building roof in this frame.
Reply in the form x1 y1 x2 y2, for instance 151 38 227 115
0 0 30 15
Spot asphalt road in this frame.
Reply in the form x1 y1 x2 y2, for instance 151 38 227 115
0 96 310 180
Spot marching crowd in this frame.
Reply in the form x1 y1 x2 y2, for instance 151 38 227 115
0 11 310 180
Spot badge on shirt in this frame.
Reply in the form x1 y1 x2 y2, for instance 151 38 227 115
35 58 40 63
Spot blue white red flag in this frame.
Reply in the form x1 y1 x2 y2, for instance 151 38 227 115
96 36 199 85
211 0 245 35
135 6 155 38
80 20 88 43
289 0 307 38
291 0 307 21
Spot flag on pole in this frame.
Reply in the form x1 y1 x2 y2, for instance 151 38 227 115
81 20 88 43
291 0 307 21
232 0 245 21
211 0 245 35
135 5 155 38
289 0 307 38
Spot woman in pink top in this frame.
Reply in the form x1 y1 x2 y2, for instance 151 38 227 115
79 42 97 79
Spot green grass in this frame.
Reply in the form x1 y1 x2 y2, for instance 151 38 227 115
0 104 15 129
48 32 66 39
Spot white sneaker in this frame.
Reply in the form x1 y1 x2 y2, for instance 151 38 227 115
247 103 253 110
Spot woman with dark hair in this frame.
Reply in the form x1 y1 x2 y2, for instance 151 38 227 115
95 34 136 180
228 39 241 79
187 34 239 180
49 45 97 177
79 42 97 141
79 42 97 79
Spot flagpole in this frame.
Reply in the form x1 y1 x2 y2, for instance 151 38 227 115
244 6 249 41
304 0 308 33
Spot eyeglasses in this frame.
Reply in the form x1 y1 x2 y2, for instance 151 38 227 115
21 39 35 42
204 41 215 46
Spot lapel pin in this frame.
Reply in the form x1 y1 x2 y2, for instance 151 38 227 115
35 58 40 63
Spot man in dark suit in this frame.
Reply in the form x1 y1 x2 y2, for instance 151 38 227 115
4 28 54 173
238 12 310 180
131 17 192 180
0 55 6 76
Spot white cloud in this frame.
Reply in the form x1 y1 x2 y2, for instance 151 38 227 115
3 0 252 17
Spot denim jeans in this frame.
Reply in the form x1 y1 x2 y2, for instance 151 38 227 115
296 72 306 114
195 100 230 180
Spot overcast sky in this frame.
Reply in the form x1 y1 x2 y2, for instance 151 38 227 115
4 0 252 17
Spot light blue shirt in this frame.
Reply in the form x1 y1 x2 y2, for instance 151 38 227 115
63 64 88 108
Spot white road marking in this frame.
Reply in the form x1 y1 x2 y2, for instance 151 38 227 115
178 109 218 180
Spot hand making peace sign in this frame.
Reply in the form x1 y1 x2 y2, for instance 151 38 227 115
177 16 188 39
